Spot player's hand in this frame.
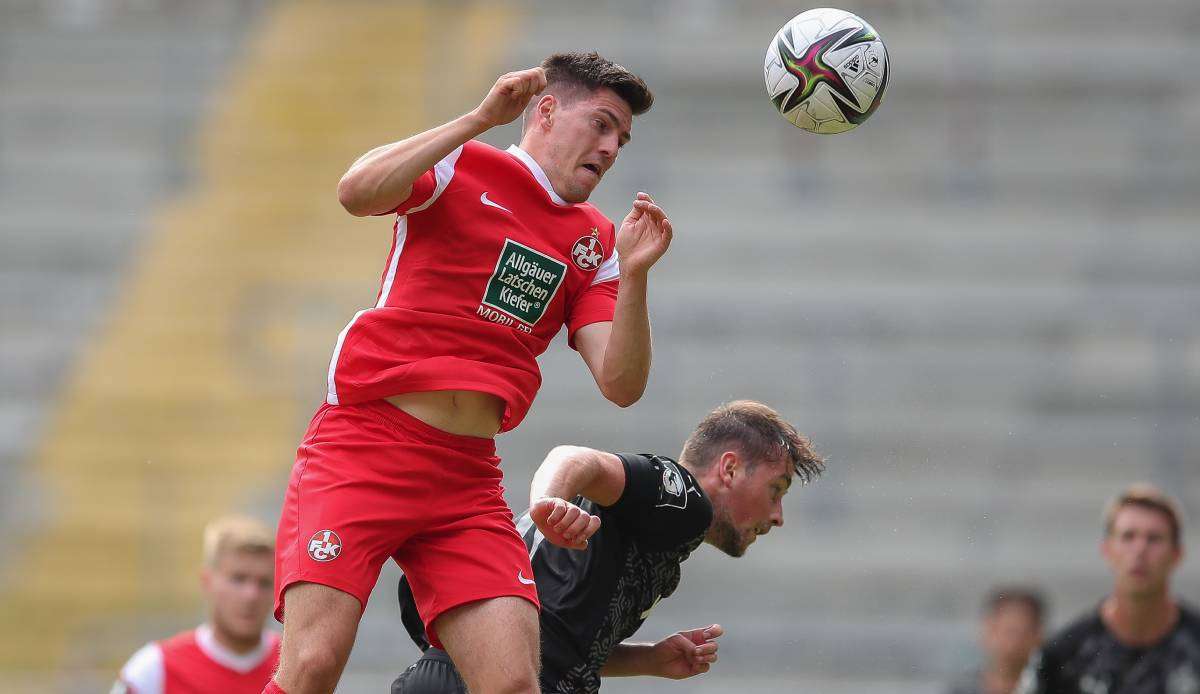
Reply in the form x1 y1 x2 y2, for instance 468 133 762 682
649 624 723 679
529 497 601 551
616 192 672 277
472 67 548 129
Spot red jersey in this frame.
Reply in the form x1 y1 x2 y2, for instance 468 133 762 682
325 141 621 431
114 625 280 694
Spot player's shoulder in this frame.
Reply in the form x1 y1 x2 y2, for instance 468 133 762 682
117 641 165 694
616 453 710 509
574 201 616 233
1178 601 1200 634
1043 608 1104 659
157 627 199 653
461 139 516 166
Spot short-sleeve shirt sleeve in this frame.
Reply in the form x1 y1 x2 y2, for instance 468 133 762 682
601 453 713 552
112 642 163 694
375 145 466 216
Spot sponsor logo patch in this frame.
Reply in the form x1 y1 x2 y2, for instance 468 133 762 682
307 529 342 562
481 239 567 326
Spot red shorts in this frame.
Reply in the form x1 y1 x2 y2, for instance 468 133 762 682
274 400 539 648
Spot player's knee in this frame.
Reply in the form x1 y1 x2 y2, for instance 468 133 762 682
284 644 344 691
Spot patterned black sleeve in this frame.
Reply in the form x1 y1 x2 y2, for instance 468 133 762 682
601 453 713 552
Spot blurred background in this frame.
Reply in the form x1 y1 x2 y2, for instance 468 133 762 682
1 0 1197 691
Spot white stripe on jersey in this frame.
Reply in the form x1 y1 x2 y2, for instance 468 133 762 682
326 309 367 406
591 248 620 285
375 217 409 309
326 146 465 404
379 145 464 306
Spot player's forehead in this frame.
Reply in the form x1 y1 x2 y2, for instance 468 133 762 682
214 547 273 574
576 87 633 130
752 454 793 486
1111 504 1173 535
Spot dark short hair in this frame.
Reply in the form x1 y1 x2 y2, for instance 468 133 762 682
1104 482 1184 547
540 51 653 115
983 586 1046 626
679 400 824 484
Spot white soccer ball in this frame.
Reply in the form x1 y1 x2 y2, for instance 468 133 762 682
764 7 889 134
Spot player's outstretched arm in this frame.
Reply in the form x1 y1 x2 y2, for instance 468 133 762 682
600 624 722 679
528 446 626 550
336 67 547 217
575 192 673 407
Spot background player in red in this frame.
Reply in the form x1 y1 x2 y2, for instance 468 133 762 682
113 516 279 694
268 52 671 694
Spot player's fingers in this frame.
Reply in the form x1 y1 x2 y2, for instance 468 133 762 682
562 512 594 540
545 498 570 525
580 514 601 540
560 508 587 534
554 504 582 532
695 642 718 656
703 624 724 640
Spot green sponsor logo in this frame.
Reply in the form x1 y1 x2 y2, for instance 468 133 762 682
481 239 567 326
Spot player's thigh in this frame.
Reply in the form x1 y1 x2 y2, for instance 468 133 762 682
434 596 539 691
277 582 362 676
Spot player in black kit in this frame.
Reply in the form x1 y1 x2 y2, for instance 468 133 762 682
1018 483 1199 694
391 400 824 693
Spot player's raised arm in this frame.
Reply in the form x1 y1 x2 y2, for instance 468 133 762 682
574 192 672 406
528 445 627 550
336 67 548 217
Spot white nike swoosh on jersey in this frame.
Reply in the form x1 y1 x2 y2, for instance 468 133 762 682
480 192 512 213
517 570 536 585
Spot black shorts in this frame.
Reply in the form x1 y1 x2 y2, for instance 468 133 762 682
391 648 468 694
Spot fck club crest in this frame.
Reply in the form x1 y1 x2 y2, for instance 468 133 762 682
571 231 604 271
307 529 342 562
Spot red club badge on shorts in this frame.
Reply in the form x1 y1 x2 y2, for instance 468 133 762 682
307 529 342 562
570 233 604 271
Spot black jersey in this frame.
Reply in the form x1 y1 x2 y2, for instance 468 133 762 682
1018 603 1200 694
397 453 713 694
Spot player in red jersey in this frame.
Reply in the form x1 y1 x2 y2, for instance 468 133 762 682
113 516 279 694
267 52 670 694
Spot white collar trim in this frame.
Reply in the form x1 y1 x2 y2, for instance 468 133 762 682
506 144 568 206
196 623 274 673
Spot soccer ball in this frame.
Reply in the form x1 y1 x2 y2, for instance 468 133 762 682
764 7 889 134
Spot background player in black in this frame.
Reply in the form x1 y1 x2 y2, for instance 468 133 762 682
391 400 824 693
948 586 1046 694
1018 483 1199 694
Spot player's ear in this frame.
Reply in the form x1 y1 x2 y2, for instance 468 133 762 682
534 93 557 130
719 451 739 486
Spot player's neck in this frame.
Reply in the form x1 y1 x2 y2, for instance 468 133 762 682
514 138 566 199
207 621 264 656
1102 592 1178 646
980 664 1022 694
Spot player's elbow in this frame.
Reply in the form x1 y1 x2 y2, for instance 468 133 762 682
601 382 644 408
337 174 375 217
